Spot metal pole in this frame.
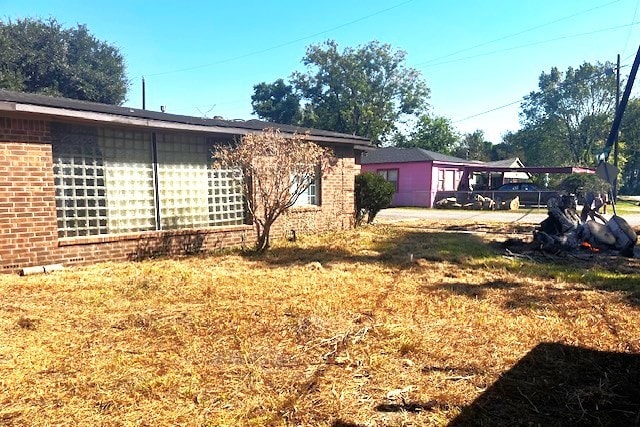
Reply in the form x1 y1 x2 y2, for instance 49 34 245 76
142 76 146 110
613 54 620 202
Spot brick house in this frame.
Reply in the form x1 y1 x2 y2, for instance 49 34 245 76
0 90 370 274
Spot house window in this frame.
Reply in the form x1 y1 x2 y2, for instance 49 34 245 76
101 128 156 234
377 169 399 191
438 169 446 191
209 169 246 226
52 124 246 238
292 171 320 207
437 169 457 191
156 133 212 229
52 128 110 237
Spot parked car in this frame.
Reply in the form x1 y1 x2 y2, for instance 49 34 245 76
480 182 560 207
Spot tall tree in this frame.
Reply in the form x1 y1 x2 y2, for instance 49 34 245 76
394 114 459 154
490 141 523 162
501 119 572 166
0 18 128 104
251 79 301 124
453 130 492 161
252 40 430 145
520 62 617 166
619 98 640 193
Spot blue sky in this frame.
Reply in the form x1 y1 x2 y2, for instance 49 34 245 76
2 0 639 143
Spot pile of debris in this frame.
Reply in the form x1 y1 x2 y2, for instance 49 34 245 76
435 194 519 210
534 195 637 257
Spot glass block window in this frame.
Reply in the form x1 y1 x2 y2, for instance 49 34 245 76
156 133 213 229
52 125 248 238
52 126 156 237
52 128 108 238
100 129 156 233
209 168 245 226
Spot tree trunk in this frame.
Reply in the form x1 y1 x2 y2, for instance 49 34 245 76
255 221 272 252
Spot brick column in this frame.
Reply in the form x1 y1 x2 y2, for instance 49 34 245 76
0 118 57 273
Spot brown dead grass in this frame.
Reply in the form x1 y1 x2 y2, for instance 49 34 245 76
1 221 639 426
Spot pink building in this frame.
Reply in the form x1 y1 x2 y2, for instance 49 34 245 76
360 147 479 208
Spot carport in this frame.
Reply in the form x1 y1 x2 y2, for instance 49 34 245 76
435 165 595 209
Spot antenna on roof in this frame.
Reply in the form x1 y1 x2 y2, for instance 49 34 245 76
195 105 216 119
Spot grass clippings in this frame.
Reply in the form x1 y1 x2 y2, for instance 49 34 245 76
1 221 639 426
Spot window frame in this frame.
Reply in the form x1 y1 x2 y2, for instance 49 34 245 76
377 168 399 192
292 167 321 207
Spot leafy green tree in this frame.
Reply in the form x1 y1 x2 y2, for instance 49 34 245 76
395 114 459 154
490 141 523 162
501 119 573 166
453 130 493 161
252 40 430 145
0 18 128 104
355 172 395 226
251 79 302 124
520 62 617 166
619 98 640 193
293 40 429 145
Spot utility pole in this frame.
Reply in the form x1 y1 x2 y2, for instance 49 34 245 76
613 53 620 201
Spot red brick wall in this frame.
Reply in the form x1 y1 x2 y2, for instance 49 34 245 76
0 118 59 273
0 116 361 274
277 152 359 235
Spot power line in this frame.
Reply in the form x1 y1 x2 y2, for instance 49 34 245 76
622 0 640 58
177 48 633 124
415 0 621 67
452 65 627 124
417 21 640 69
146 0 415 77
452 99 523 124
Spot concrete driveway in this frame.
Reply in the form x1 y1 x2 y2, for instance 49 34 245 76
376 207 640 227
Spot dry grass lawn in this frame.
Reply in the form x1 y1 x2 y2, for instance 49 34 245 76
1 220 639 426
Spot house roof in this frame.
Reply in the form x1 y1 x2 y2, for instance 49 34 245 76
360 147 476 165
0 89 371 149
485 157 524 168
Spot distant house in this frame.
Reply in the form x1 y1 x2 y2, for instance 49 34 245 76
480 158 530 188
360 147 539 208
0 90 371 274
360 147 481 208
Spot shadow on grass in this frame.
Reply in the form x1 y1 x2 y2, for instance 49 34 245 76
449 342 640 426
375 400 440 413
244 224 640 306
497 237 640 305
435 280 521 299
434 276 640 312
626 291 640 306
245 229 496 269
331 421 363 427
495 256 640 308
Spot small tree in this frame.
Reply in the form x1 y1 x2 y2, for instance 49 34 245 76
214 128 334 252
355 172 395 226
